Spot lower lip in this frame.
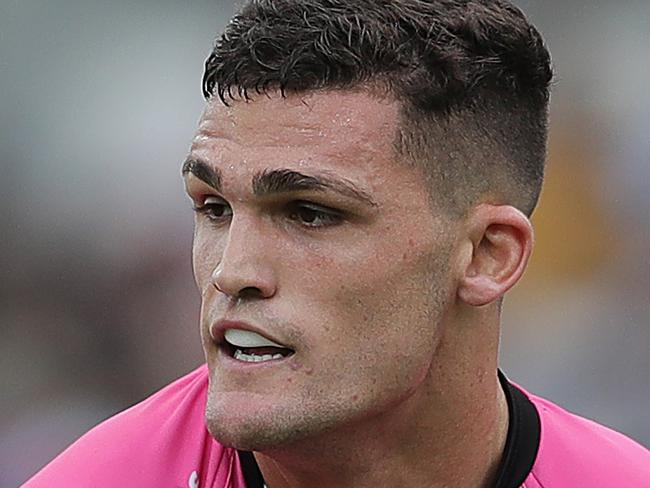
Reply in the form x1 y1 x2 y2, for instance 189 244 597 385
216 345 294 369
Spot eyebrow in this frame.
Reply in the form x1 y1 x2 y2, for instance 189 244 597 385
252 169 377 207
182 157 377 207
182 158 222 192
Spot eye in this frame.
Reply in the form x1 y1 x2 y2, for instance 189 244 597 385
193 196 232 222
287 201 343 228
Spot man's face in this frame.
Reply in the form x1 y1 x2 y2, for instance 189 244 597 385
184 90 458 450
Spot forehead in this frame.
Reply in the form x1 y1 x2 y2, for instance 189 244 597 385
190 90 401 176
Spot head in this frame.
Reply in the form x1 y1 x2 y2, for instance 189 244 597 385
184 0 552 451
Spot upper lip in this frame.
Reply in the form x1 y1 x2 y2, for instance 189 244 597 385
210 319 291 349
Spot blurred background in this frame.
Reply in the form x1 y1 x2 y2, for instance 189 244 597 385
1 0 648 484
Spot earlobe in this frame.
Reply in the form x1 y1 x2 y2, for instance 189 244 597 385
457 205 533 307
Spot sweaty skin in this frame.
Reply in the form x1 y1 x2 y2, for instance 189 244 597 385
184 90 517 488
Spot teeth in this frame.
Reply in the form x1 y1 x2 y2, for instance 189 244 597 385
234 349 286 363
225 329 286 348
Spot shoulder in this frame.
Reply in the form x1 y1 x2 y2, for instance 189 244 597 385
23 365 240 487
521 387 650 488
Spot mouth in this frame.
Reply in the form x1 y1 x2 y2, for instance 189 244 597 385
220 328 295 364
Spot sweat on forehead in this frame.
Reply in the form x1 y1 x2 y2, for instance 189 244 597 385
197 90 398 144
188 91 403 184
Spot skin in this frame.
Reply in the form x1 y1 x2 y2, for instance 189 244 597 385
184 90 534 487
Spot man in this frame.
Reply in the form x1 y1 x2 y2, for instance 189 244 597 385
25 0 650 487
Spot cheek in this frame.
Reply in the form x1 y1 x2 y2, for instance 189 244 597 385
315 242 450 354
191 227 223 290
298 249 449 412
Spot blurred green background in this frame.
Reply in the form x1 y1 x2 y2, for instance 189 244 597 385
1 1 649 484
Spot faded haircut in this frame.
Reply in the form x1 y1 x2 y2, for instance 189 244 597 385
202 0 553 217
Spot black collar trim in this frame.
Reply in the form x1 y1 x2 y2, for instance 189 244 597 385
237 370 541 488
238 449 265 487
493 370 541 488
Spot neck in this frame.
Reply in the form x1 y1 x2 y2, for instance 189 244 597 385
255 308 509 488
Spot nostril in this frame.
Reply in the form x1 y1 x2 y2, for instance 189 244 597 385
210 263 277 299
238 286 264 299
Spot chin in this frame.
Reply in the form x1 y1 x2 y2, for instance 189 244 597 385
205 394 314 451
204 388 363 452
205 401 316 451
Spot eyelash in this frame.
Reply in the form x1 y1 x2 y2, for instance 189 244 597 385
192 198 343 229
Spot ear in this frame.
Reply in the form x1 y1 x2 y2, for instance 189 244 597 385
457 204 534 307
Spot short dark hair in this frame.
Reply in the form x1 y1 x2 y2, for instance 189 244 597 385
203 0 553 217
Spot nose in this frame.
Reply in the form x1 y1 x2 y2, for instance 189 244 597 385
210 216 277 300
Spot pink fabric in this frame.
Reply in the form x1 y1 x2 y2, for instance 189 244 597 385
521 388 650 487
24 365 246 488
24 366 650 487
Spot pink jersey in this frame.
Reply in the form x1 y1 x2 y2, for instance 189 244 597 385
24 365 650 487
521 390 650 487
